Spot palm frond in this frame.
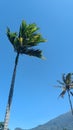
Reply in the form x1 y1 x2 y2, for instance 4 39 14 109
19 20 27 37
25 33 46 47
57 80 64 85
21 48 44 59
70 84 73 89
66 73 72 84
7 27 17 45
26 23 39 34
70 91 73 96
54 85 62 88
62 73 66 84
56 73 73 115
58 90 66 98
7 20 46 56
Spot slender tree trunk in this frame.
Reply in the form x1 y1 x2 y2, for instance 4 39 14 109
67 90 73 115
3 53 19 130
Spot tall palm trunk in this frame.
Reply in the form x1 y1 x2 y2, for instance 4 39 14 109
67 90 73 115
3 52 19 130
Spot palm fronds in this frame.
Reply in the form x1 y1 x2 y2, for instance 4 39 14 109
55 73 73 115
6 20 46 59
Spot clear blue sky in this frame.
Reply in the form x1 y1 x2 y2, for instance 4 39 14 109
0 0 73 129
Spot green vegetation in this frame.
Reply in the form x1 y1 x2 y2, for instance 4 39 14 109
56 73 73 114
7 20 46 58
0 122 10 130
63 128 68 130
3 20 46 130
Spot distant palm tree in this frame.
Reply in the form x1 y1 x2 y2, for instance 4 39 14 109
55 73 73 115
0 122 10 130
0 122 4 130
3 20 46 130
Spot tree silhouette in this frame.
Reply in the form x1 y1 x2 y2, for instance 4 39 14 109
55 73 73 115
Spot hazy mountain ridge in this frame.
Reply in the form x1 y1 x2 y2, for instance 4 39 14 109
15 111 73 130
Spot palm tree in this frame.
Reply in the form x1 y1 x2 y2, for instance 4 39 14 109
55 73 73 115
0 122 10 130
3 20 46 130
0 122 4 130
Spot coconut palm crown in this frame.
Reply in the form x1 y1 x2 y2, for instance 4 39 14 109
56 73 73 114
57 73 73 97
7 20 46 58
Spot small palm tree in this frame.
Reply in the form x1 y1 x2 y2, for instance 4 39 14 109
63 128 68 130
0 122 10 130
3 20 46 130
0 122 4 130
55 73 73 115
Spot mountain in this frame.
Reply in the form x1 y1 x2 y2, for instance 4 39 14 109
15 111 73 130
15 128 24 130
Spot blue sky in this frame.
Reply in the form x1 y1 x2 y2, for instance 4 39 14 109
0 0 73 129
